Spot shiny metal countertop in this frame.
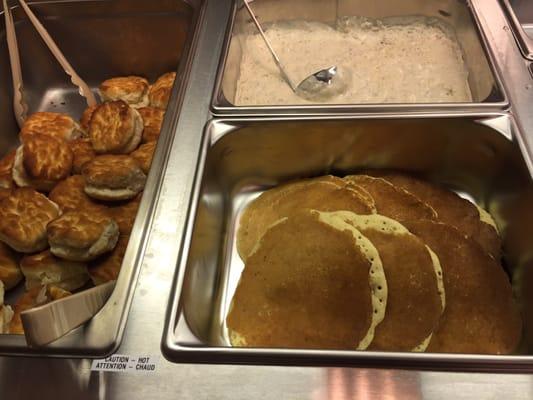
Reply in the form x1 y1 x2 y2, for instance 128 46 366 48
2 0 533 398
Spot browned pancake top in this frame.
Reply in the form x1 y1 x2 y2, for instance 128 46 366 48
237 177 374 260
406 220 521 354
345 175 437 223
362 229 441 351
374 172 501 259
228 211 373 349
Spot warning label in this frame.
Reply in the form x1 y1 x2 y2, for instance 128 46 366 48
91 354 159 373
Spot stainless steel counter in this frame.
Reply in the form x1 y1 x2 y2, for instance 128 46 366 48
2 0 533 398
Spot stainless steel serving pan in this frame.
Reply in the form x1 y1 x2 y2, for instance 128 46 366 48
501 0 533 60
0 0 204 357
212 0 508 115
163 114 533 371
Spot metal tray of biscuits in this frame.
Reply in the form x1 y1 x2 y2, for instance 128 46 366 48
212 0 507 115
162 113 533 371
0 0 203 357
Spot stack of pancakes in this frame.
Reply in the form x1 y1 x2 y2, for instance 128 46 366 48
0 72 176 335
228 174 522 354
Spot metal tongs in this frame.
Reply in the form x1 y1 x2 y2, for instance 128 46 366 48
21 281 116 347
3 0 97 128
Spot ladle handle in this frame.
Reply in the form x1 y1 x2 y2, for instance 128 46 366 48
242 0 297 92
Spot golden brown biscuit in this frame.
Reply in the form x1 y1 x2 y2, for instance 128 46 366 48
80 104 98 133
149 72 175 109
107 195 141 235
0 149 16 190
371 172 502 259
70 138 96 174
237 176 374 260
8 286 43 334
20 112 83 142
82 155 146 201
49 175 104 213
20 250 89 291
8 285 72 334
131 141 155 174
12 134 73 192
138 107 164 143
48 285 72 300
47 210 119 261
89 235 129 285
0 188 60 253
88 101 143 154
406 220 521 354
100 76 150 108
0 242 22 290
0 281 13 333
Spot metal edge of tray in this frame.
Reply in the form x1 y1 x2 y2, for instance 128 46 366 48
499 0 533 61
0 0 206 358
161 111 533 373
209 0 509 116
470 0 533 170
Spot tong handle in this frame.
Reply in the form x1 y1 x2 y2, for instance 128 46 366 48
18 0 97 107
3 0 28 127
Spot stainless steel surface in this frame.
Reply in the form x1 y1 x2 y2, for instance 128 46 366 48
501 0 533 60
213 0 507 115
162 114 533 370
0 0 203 356
3 0 533 398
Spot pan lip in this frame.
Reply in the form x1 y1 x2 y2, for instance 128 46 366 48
161 111 533 371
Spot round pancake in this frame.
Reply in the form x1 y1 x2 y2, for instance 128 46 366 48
237 176 375 260
49 175 105 213
82 155 146 201
70 138 96 174
344 175 437 224
372 172 501 259
20 112 83 142
0 242 22 290
321 211 444 351
80 104 98 133
14 134 73 191
406 220 522 354
106 195 141 235
131 141 155 174
0 149 16 190
89 101 143 154
100 76 150 108
89 235 129 285
0 188 60 253
47 210 119 261
228 210 387 349
138 107 164 143
149 72 176 109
